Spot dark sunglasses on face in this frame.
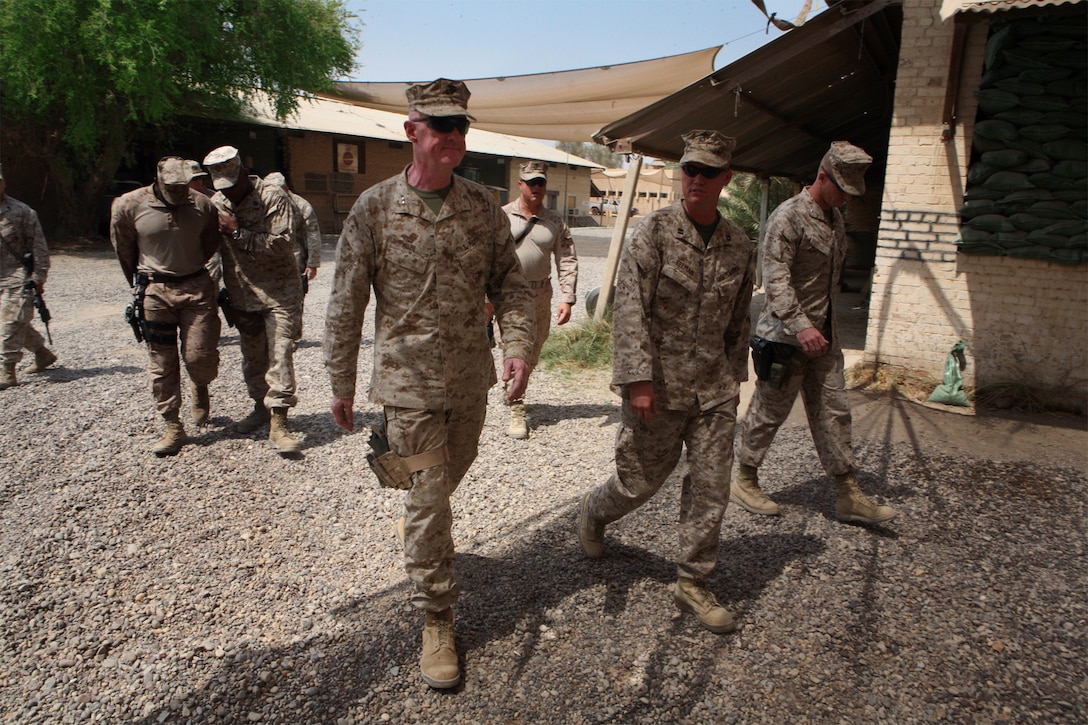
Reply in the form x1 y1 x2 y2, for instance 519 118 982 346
681 163 725 179
423 115 471 135
523 178 546 188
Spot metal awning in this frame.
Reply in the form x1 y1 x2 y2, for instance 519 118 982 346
593 0 904 182
940 0 1081 21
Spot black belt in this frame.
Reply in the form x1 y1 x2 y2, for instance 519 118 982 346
147 268 208 283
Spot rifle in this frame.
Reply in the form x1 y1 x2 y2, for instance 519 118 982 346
20 253 52 344
125 272 148 343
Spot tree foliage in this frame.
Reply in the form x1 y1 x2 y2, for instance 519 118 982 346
0 0 360 236
556 141 624 169
718 172 796 240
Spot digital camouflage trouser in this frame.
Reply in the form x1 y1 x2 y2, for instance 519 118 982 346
233 303 302 410
0 284 46 365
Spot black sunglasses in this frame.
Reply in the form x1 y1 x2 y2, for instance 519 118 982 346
523 178 547 188
681 163 725 179
423 115 471 135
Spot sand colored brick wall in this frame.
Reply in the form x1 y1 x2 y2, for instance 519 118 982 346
867 0 1087 395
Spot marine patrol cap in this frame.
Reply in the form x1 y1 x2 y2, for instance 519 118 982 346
820 141 872 197
519 161 548 182
156 157 193 205
202 145 243 190
186 160 208 179
679 130 736 169
406 78 477 121
264 171 287 187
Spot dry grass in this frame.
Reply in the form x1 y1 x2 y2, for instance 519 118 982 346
845 362 947 404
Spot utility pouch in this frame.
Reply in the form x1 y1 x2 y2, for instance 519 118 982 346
365 424 449 490
217 287 236 328
300 273 309 296
750 335 798 390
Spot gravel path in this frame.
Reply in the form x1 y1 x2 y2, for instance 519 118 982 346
0 234 1084 724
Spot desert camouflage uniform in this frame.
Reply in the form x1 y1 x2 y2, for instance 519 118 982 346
737 188 854 475
212 176 302 410
110 185 220 418
584 202 754 582
0 195 49 365
289 190 322 276
498 200 578 367
324 170 533 611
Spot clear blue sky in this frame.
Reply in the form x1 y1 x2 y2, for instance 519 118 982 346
342 0 822 81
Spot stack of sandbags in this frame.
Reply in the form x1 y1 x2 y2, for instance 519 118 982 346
959 15 1087 264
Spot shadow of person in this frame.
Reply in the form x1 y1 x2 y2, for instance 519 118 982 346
516 401 620 431
31 364 143 383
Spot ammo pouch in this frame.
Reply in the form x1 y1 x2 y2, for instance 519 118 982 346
750 335 798 390
365 425 449 490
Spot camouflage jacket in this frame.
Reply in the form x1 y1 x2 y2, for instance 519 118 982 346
0 194 49 290
611 202 754 411
755 188 846 350
110 185 219 283
502 200 578 303
211 176 301 312
289 190 322 272
324 170 534 409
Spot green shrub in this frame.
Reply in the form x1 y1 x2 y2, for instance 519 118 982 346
538 318 613 372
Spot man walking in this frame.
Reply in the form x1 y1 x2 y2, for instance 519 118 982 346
324 79 533 689
203 146 303 456
265 172 321 307
493 160 578 438
0 166 57 390
110 156 220 455
733 141 896 524
577 130 754 634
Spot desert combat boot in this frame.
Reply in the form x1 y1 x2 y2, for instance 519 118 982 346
577 492 606 558
190 382 210 427
25 347 57 374
673 577 735 634
835 471 896 524
269 407 301 455
232 401 270 433
729 464 780 515
153 417 187 456
0 363 16 390
420 608 460 689
507 399 529 439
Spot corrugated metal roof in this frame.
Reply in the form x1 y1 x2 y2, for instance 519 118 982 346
593 0 904 182
240 93 602 169
940 0 1082 21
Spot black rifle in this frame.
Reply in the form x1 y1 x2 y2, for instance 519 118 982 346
20 253 52 344
125 272 149 343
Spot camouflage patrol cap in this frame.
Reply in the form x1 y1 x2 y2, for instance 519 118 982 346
202 145 243 190
820 141 872 197
156 156 193 205
679 130 736 169
519 160 548 182
186 160 208 178
406 78 477 120
264 171 287 187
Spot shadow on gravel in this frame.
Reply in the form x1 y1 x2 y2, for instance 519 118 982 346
520 401 620 429
770 475 902 539
31 364 143 383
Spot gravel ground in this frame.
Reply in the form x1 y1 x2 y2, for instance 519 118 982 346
1 232 1085 725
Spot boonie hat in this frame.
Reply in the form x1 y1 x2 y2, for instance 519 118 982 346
406 78 476 120
679 130 736 169
820 141 871 197
156 156 193 205
186 160 208 179
202 145 243 190
519 161 548 182
264 172 287 187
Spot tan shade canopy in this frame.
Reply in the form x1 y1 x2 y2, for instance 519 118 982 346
939 0 1081 20
316 47 721 143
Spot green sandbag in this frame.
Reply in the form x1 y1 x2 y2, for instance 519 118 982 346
1054 189 1087 202
967 214 1011 233
1044 140 1088 161
1003 48 1053 69
1042 110 1087 129
959 226 993 243
1048 248 1087 264
1012 158 1052 174
1020 37 1076 53
1047 49 1088 69
967 162 999 185
981 149 1029 168
1018 67 1072 83
977 88 1021 114
982 171 1034 192
994 108 1044 125
928 342 970 408
1045 79 1085 99
985 24 1015 70
1031 200 1078 219
1019 124 1070 142
1003 245 1054 259
1051 159 1087 179
1004 189 1054 204
974 119 1019 141
958 241 1004 254
1072 201 1088 218
965 186 1007 201
994 78 1046 96
1026 232 1074 248
994 230 1028 245
1004 137 1047 157
1029 172 1086 190
981 65 1023 88
971 136 1008 154
1020 95 1070 112
1008 213 1054 231
1042 219 1087 236
959 199 998 219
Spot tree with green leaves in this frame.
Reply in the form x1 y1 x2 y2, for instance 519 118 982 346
556 141 624 169
1 0 359 237
718 172 795 240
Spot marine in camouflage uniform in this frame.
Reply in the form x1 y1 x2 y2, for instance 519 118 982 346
494 160 578 438
265 172 322 287
110 157 221 455
734 141 896 524
204 146 303 455
577 131 753 634
324 79 533 689
0 167 56 390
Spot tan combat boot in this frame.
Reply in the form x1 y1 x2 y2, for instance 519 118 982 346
835 471 896 524
0 363 16 390
507 399 529 439
190 382 210 427
673 577 735 634
420 608 460 689
577 492 605 559
729 464 780 516
395 516 406 547
25 348 57 374
232 401 270 433
153 418 187 457
269 407 301 455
